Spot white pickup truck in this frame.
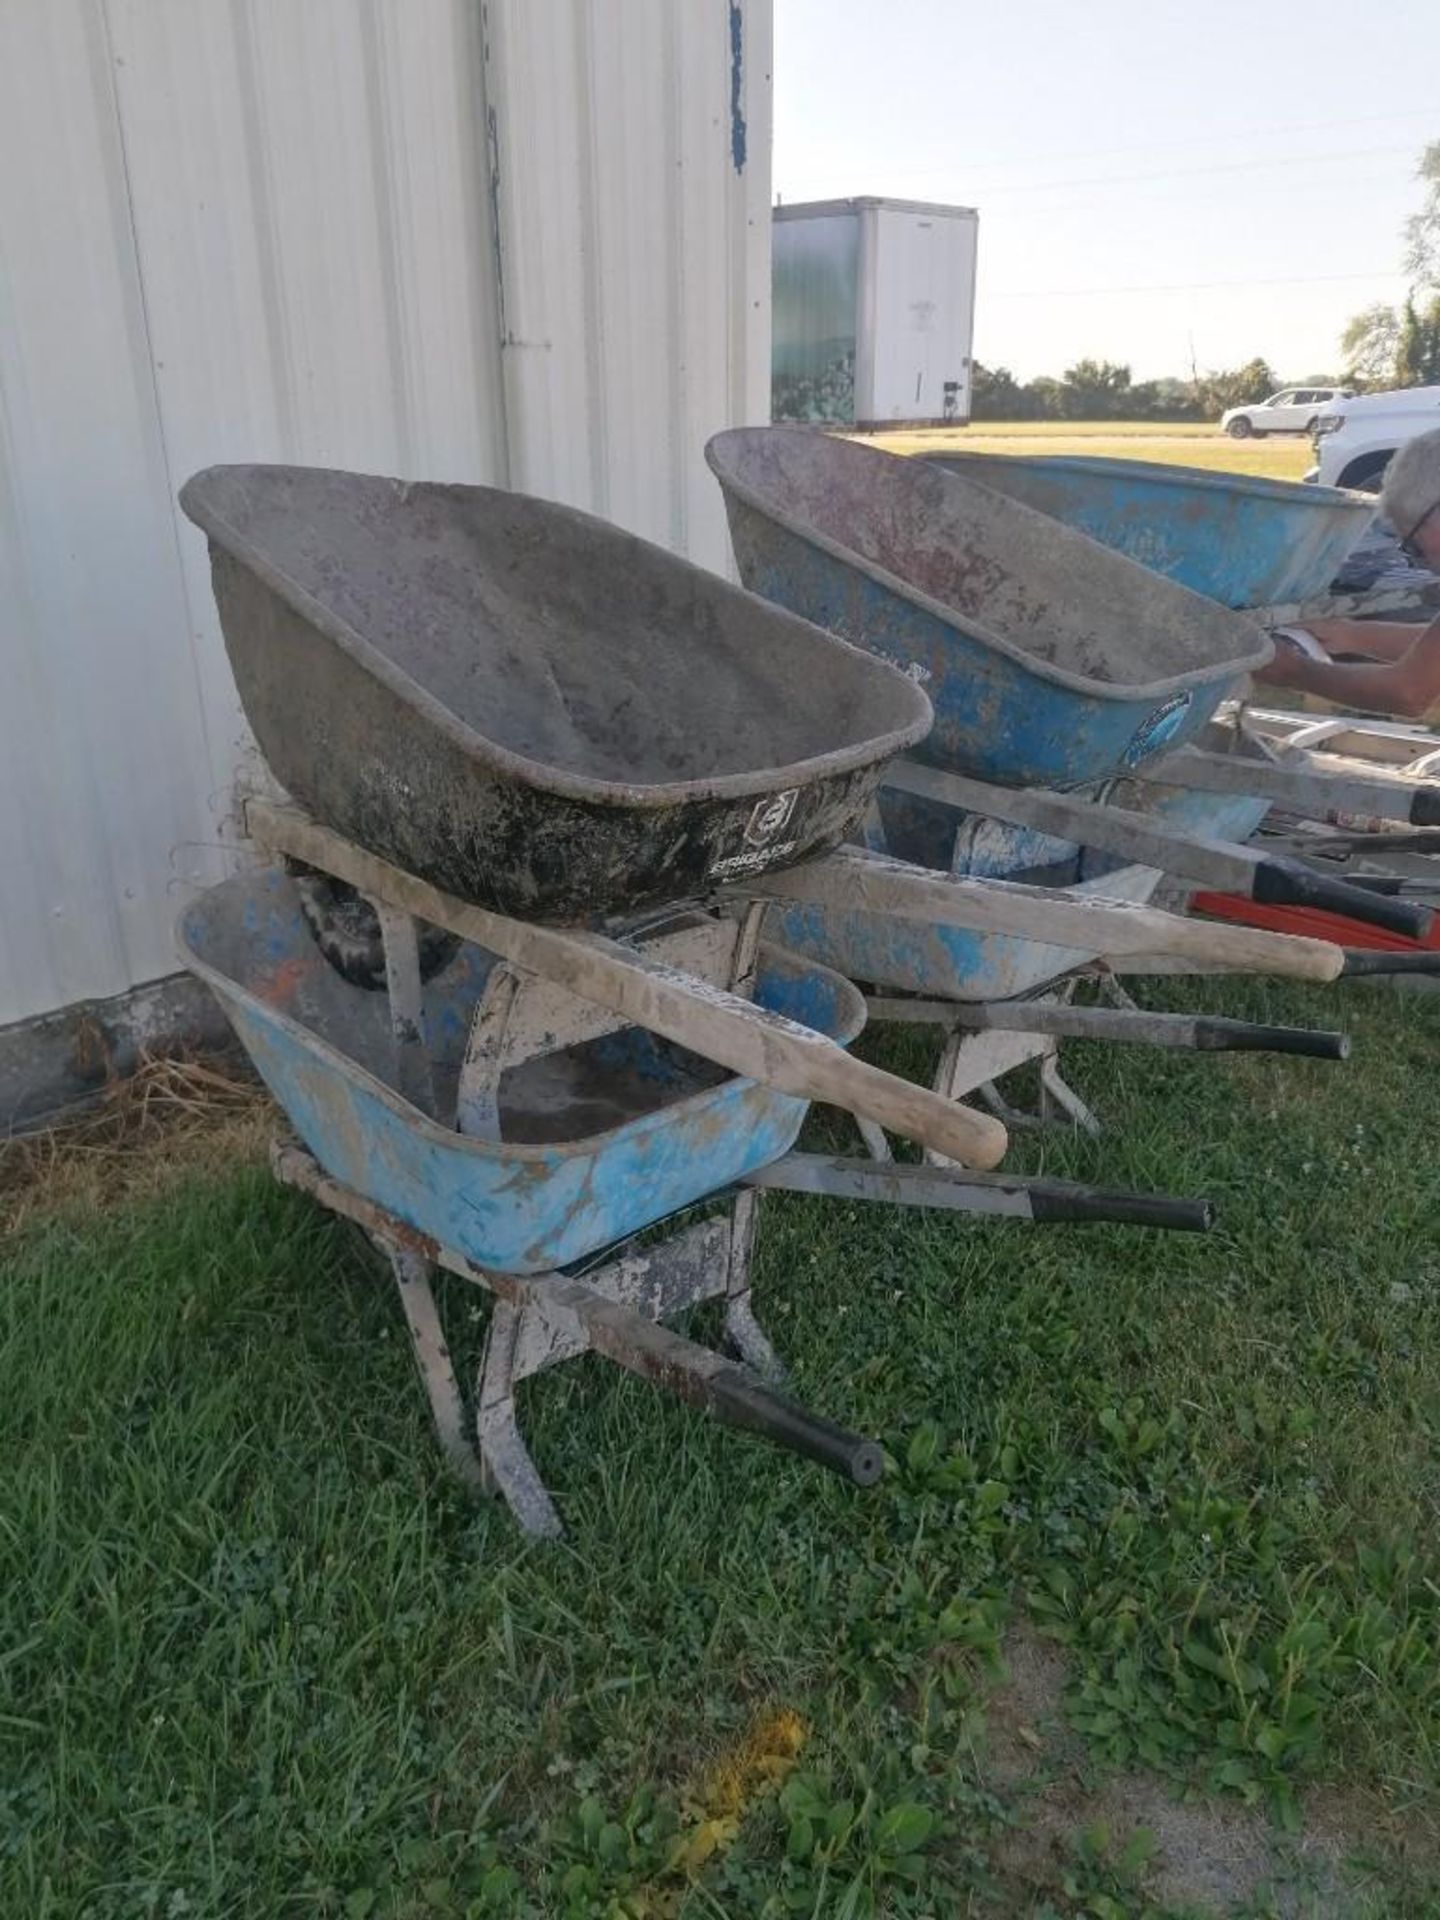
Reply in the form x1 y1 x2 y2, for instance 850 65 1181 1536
1310 385 1440 492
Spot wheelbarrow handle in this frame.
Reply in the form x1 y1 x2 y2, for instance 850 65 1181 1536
1321 873 1405 895
245 798 1009 1170
746 1151 1215 1233
1191 1018 1349 1060
937 998 1346 1060
1341 948 1440 976
1026 1186 1215 1231
1252 855 1433 940
707 1368 884 1485
1155 743 1440 829
756 843 1345 985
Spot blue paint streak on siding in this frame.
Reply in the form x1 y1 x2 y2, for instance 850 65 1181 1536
728 2 747 173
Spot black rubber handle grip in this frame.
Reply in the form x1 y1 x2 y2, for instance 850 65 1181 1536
1026 1185 1215 1232
1409 788 1440 828
1253 855 1434 940
1193 1018 1349 1059
1342 948 1440 975
1326 874 1405 895
708 1368 884 1485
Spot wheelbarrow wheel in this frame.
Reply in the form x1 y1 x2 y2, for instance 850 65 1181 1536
287 863 461 991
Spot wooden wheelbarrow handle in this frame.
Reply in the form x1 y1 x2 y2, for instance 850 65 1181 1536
1156 742 1440 830
885 760 1431 942
244 799 1009 1171
750 844 1345 985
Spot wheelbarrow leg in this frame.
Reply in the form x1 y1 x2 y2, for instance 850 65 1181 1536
722 1189 784 1383
1094 969 1141 1013
1039 1055 1101 1136
475 1300 564 1539
922 1025 970 1166
385 1244 489 1495
720 904 785 1381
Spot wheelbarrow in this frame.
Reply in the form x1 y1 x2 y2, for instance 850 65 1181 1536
172 466 1365 1531
179 463 932 924
179 859 1221 1535
921 454 1374 611
755 776 1355 1146
179 463 1365 1172
704 427 1271 788
702 428 1433 940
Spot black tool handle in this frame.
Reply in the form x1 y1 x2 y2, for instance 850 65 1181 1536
708 1368 884 1485
1253 855 1434 940
1325 873 1406 895
1342 948 1440 976
1026 1185 1215 1232
1193 1018 1349 1059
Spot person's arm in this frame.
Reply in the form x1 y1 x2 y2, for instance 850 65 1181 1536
1304 617 1432 663
1255 613 1440 719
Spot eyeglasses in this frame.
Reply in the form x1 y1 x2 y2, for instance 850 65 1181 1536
1400 503 1440 565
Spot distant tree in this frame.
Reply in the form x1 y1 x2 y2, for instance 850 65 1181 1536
1403 141 1440 291
1024 375 1066 419
1058 358 1134 419
1340 304 1401 387
969 362 1028 420
1129 375 1201 421
1197 357 1276 417
1394 294 1440 386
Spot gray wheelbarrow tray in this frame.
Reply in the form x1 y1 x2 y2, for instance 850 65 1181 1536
179 464 932 924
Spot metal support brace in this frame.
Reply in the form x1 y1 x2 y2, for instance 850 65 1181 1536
386 1245 489 1495
722 1188 783 1381
1039 1054 1102 1135
476 1301 563 1537
454 964 522 1139
367 898 436 1117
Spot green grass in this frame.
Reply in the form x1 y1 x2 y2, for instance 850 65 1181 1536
868 421 1312 484
6 975 1440 1916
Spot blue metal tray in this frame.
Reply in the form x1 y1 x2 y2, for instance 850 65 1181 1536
179 869 864 1274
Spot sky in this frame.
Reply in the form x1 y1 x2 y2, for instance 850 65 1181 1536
772 0 1440 385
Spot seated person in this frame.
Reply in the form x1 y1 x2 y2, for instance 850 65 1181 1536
1255 425 1440 720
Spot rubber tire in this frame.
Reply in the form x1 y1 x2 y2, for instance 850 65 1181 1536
1337 451 1392 496
1305 416 1320 434
288 863 461 991
1227 416 1253 438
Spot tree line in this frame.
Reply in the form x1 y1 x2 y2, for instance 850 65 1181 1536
970 356 1293 423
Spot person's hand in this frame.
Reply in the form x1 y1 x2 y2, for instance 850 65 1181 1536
1254 630 1321 688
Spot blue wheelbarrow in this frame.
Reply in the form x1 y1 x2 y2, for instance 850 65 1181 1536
758 771 1356 1147
705 428 1272 789
180 864 1216 1534
705 428 1432 941
921 453 1374 611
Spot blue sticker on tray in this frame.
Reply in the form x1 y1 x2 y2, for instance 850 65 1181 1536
1123 691 1192 767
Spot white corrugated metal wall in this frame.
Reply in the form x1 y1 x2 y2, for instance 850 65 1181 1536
0 0 772 1035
